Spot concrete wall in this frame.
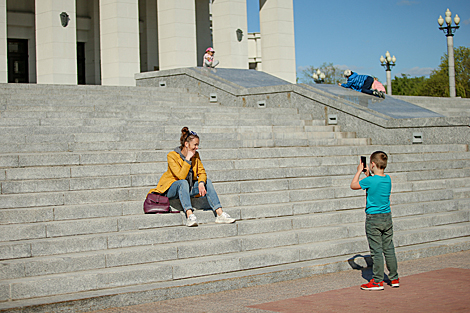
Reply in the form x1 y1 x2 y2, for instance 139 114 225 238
259 0 296 83
248 32 262 70
212 0 248 69
35 0 77 84
100 0 140 86
157 0 197 70
135 69 470 146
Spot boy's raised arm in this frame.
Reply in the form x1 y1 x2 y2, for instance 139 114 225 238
350 162 367 190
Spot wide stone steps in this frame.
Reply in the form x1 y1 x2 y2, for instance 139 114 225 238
0 211 467 285
0 183 457 240
0 137 370 154
1 201 467 263
1 219 469 302
1 156 468 203
2 144 468 169
1 83 469 310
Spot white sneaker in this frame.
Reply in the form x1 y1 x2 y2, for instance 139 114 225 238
215 212 235 224
186 214 198 227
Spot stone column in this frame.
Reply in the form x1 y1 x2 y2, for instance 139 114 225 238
157 0 197 70
212 0 248 69
447 35 456 98
259 0 296 83
0 0 6 83
100 0 140 86
386 70 392 95
35 0 77 84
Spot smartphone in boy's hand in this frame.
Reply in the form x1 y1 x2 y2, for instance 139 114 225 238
361 156 367 173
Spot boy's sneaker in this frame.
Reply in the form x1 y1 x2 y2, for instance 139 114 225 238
391 278 400 287
186 214 198 227
380 91 386 99
361 279 384 290
215 212 235 224
372 90 380 97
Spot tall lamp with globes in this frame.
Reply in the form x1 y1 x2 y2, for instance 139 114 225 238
438 8 460 97
380 51 396 95
312 69 326 84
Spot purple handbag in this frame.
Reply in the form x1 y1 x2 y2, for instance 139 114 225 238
143 192 172 214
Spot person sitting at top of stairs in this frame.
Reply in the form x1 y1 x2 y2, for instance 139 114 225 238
339 70 385 99
203 47 219 69
148 127 235 227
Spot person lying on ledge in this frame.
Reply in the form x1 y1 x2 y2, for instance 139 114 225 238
338 69 385 99
148 127 235 227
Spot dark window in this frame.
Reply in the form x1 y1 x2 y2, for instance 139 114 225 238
8 39 29 83
77 42 86 85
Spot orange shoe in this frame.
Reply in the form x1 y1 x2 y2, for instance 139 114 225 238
361 279 384 290
391 278 400 288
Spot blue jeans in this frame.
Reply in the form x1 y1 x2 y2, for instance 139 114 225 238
166 179 222 213
361 76 374 95
365 212 399 282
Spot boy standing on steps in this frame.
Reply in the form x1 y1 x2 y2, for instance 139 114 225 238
350 151 399 290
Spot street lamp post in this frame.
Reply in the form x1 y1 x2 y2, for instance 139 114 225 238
312 69 326 84
438 8 460 98
380 51 396 95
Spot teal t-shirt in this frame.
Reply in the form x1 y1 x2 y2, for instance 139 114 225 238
359 174 391 214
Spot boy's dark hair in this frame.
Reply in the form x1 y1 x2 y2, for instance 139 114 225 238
370 151 388 169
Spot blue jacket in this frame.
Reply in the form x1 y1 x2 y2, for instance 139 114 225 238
341 72 368 92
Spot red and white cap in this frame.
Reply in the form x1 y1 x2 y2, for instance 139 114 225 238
206 47 214 52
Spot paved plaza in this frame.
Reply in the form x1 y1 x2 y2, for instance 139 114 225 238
91 250 470 313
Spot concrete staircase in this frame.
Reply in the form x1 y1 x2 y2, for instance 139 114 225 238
0 84 469 312
393 95 470 117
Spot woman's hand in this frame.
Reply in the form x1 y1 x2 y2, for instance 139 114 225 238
198 182 207 197
186 149 195 161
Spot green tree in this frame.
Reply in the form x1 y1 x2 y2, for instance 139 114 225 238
417 46 470 98
298 62 343 84
391 74 427 96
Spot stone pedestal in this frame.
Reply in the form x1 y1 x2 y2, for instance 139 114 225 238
35 0 77 84
0 0 6 83
212 0 248 69
157 0 197 70
259 0 296 83
100 0 140 86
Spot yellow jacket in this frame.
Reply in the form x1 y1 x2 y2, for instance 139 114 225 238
148 150 207 194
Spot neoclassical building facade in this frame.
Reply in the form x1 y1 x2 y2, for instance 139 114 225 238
0 0 296 86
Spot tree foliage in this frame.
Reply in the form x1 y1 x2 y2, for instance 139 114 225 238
298 62 343 85
391 46 470 98
390 74 426 96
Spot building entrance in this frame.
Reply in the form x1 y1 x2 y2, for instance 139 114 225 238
77 42 86 85
8 39 29 83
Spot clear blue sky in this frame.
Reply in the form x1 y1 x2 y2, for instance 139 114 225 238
247 0 470 83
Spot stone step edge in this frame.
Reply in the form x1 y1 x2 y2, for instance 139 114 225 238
0 185 454 212
1 236 468 312
0 143 467 157
1 209 467 277
2 220 470 288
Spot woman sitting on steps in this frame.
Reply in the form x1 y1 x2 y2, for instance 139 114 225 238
148 127 235 227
